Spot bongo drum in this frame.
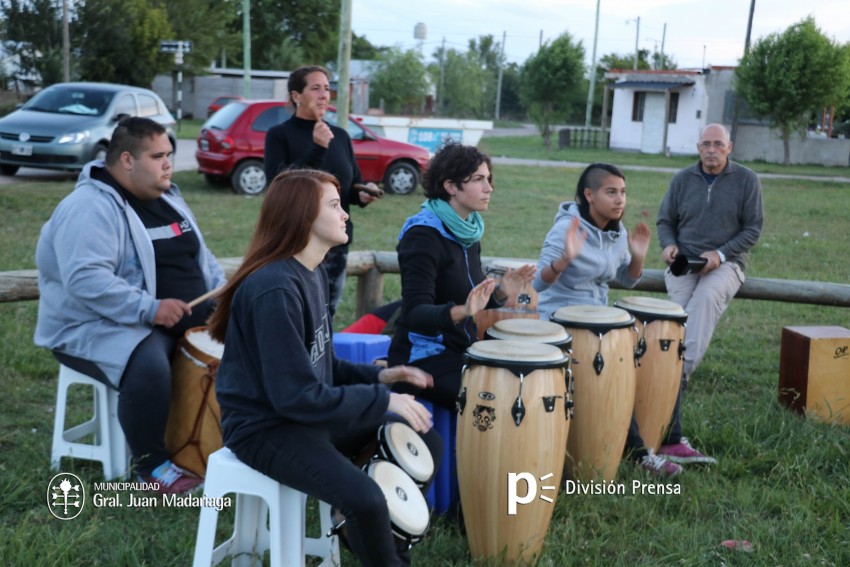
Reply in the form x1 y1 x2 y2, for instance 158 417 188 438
165 327 224 477
551 306 636 482
354 422 435 487
485 318 573 353
613 296 687 451
457 340 570 565
330 460 430 548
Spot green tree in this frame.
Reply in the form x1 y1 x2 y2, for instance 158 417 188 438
519 32 587 147
432 47 489 118
232 0 339 70
369 47 429 115
75 0 173 86
154 0 240 76
352 33 385 60
1 0 64 85
735 17 850 164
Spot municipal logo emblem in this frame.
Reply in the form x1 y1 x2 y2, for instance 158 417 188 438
47 473 85 520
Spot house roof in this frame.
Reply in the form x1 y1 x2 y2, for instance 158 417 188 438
610 80 695 91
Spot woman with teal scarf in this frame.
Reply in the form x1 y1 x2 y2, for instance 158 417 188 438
388 144 535 409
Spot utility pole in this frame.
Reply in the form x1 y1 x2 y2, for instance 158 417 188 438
438 37 446 114
495 31 506 121
585 0 601 127
336 0 352 125
62 0 70 82
660 23 667 69
632 16 640 70
731 0 757 143
242 0 251 98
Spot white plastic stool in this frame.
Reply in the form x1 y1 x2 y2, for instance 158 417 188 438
193 447 341 567
50 364 129 480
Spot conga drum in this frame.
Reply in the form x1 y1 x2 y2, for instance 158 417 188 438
484 260 539 310
457 340 570 565
614 296 687 451
165 327 224 477
474 260 540 340
551 305 636 482
485 318 573 353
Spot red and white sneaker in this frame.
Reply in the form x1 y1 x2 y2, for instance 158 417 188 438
658 437 717 465
639 450 683 478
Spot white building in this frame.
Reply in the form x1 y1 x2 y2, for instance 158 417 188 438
602 66 735 156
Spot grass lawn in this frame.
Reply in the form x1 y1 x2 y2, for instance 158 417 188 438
1 158 849 565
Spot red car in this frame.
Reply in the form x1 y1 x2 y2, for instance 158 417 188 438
196 100 430 195
206 95 243 118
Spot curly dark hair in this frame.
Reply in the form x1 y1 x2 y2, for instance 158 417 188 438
421 143 492 201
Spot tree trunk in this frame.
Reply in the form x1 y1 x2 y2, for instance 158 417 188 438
782 127 791 166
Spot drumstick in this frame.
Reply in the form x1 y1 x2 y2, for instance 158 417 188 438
188 286 225 308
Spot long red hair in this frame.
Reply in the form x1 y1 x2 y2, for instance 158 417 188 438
208 169 340 342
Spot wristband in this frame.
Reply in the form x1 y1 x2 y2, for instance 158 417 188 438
717 250 726 263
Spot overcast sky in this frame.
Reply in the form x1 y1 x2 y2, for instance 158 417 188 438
351 0 850 69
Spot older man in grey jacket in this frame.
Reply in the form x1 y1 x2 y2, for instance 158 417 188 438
653 123 763 464
35 117 226 494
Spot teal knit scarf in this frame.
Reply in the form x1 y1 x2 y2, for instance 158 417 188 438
423 199 484 248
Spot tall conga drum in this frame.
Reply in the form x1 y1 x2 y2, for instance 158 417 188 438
614 296 687 451
474 260 540 340
551 305 635 482
457 340 570 565
165 327 224 477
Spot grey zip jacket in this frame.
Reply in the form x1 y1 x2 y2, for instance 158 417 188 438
34 161 226 386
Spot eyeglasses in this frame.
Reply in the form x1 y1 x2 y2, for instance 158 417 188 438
698 141 727 150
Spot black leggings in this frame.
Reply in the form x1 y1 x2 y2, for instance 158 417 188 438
229 416 443 567
54 327 178 476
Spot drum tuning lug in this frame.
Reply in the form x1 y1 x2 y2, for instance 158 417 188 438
636 337 647 360
659 339 672 352
456 387 467 415
678 339 686 360
542 396 560 413
511 396 526 426
564 398 574 419
517 293 532 305
593 352 605 375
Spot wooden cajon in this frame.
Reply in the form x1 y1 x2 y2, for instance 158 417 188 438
779 326 850 425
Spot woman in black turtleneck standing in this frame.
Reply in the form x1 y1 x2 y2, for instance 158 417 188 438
264 65 380 318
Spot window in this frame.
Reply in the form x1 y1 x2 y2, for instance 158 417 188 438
138 94 160 117
252 106 291 132
632 92 646 122
114 95 136 118
668 92 680 124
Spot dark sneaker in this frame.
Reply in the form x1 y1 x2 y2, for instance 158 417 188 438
639 450 683 478
139 461 202 495
658 437 717 465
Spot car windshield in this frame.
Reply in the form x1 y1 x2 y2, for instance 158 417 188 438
324 110 368 141
23 86 115 116
203 102 248 130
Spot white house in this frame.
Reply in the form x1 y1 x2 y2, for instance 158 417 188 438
602 66 735 155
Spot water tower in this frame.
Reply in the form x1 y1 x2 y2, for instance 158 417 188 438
414 22 427 53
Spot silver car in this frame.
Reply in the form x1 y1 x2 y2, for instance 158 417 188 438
0 82 177 176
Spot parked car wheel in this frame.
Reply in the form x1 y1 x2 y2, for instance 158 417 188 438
231 160 266 195
92 143 108 162
383 161 419 195
0 164 20 176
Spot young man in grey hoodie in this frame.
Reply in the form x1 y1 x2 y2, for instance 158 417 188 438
35 117 226 494
655 123 764 465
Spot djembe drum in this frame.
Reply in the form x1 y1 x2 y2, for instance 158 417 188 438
165 327 224 477
551 305 636 482
457 339 570 565
614 296 687 451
